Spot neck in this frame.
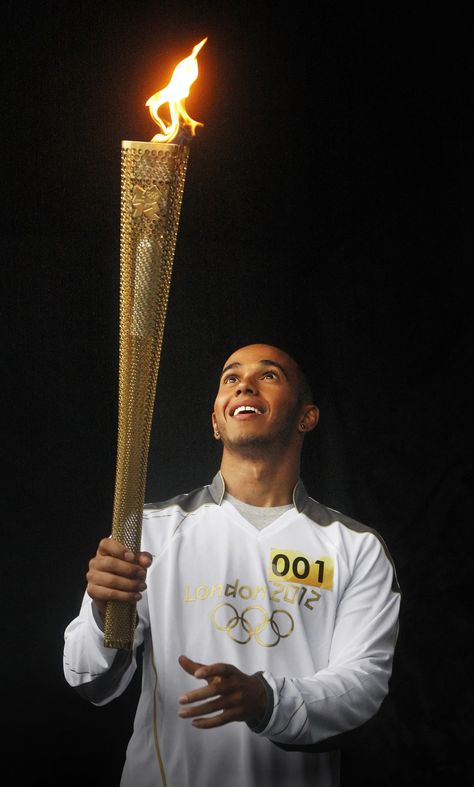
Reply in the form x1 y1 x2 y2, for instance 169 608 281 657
219 447 300 507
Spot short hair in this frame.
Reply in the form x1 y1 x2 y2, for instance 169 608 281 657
294 362 314 404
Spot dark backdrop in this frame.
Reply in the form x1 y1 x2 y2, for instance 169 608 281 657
2 2 472 785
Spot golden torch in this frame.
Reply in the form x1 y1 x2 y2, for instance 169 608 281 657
104 38 207 649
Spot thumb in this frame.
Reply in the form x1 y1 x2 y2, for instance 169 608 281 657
178 654 205 677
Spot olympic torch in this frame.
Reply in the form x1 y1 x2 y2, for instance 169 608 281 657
104 38 207 650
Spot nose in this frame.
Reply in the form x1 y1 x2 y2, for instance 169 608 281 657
236 373 257 396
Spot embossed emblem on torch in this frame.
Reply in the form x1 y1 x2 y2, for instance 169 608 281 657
104 38 207 649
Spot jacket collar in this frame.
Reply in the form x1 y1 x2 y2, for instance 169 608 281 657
209 471 309 513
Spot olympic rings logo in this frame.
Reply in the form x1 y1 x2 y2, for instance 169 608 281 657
211 603 294 648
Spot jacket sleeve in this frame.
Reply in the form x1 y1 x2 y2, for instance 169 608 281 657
63 591 149 706
253 533 400 746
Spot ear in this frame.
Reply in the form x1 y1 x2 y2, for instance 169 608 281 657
211 412 220 440
298 405 319 433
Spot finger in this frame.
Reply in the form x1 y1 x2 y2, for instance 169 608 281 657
137 552 153 568
86 566 147 605
178 696 230 719
123 550 152 565
178 679 228 706
88 555 147 581
87 582 143 604
191 710 237 729
97 538 130 558
88 569 147 593
178 655 205 677
96 539 152 569
193 662 233 681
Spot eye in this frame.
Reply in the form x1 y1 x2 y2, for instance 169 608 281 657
223 374 239 384
262 370 278 380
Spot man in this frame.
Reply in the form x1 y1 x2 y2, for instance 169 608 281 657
63 343 400 787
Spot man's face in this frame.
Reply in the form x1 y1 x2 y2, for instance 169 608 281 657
212 344 306 453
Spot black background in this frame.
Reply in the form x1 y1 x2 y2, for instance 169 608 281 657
2 2 472 785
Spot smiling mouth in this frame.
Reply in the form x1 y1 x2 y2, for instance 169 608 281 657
231 405 264 418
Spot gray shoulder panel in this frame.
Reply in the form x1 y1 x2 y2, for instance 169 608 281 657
301 497 400 594
145 482 216 515
302 496 377 534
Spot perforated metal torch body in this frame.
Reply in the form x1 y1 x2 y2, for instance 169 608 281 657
104 140 189 650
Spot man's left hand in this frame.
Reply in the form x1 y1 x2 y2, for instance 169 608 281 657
177 654 267 729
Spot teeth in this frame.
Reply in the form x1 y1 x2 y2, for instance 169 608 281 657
234 405 261 416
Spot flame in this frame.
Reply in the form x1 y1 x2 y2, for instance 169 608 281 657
146 37 207 143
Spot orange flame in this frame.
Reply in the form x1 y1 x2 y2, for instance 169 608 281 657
146 37 207 143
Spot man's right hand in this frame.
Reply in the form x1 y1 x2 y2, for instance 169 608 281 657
86 538 153 620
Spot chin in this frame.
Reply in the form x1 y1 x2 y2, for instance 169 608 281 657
226 433 277 452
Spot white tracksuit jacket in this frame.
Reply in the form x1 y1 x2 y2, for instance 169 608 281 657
64 473 400 787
